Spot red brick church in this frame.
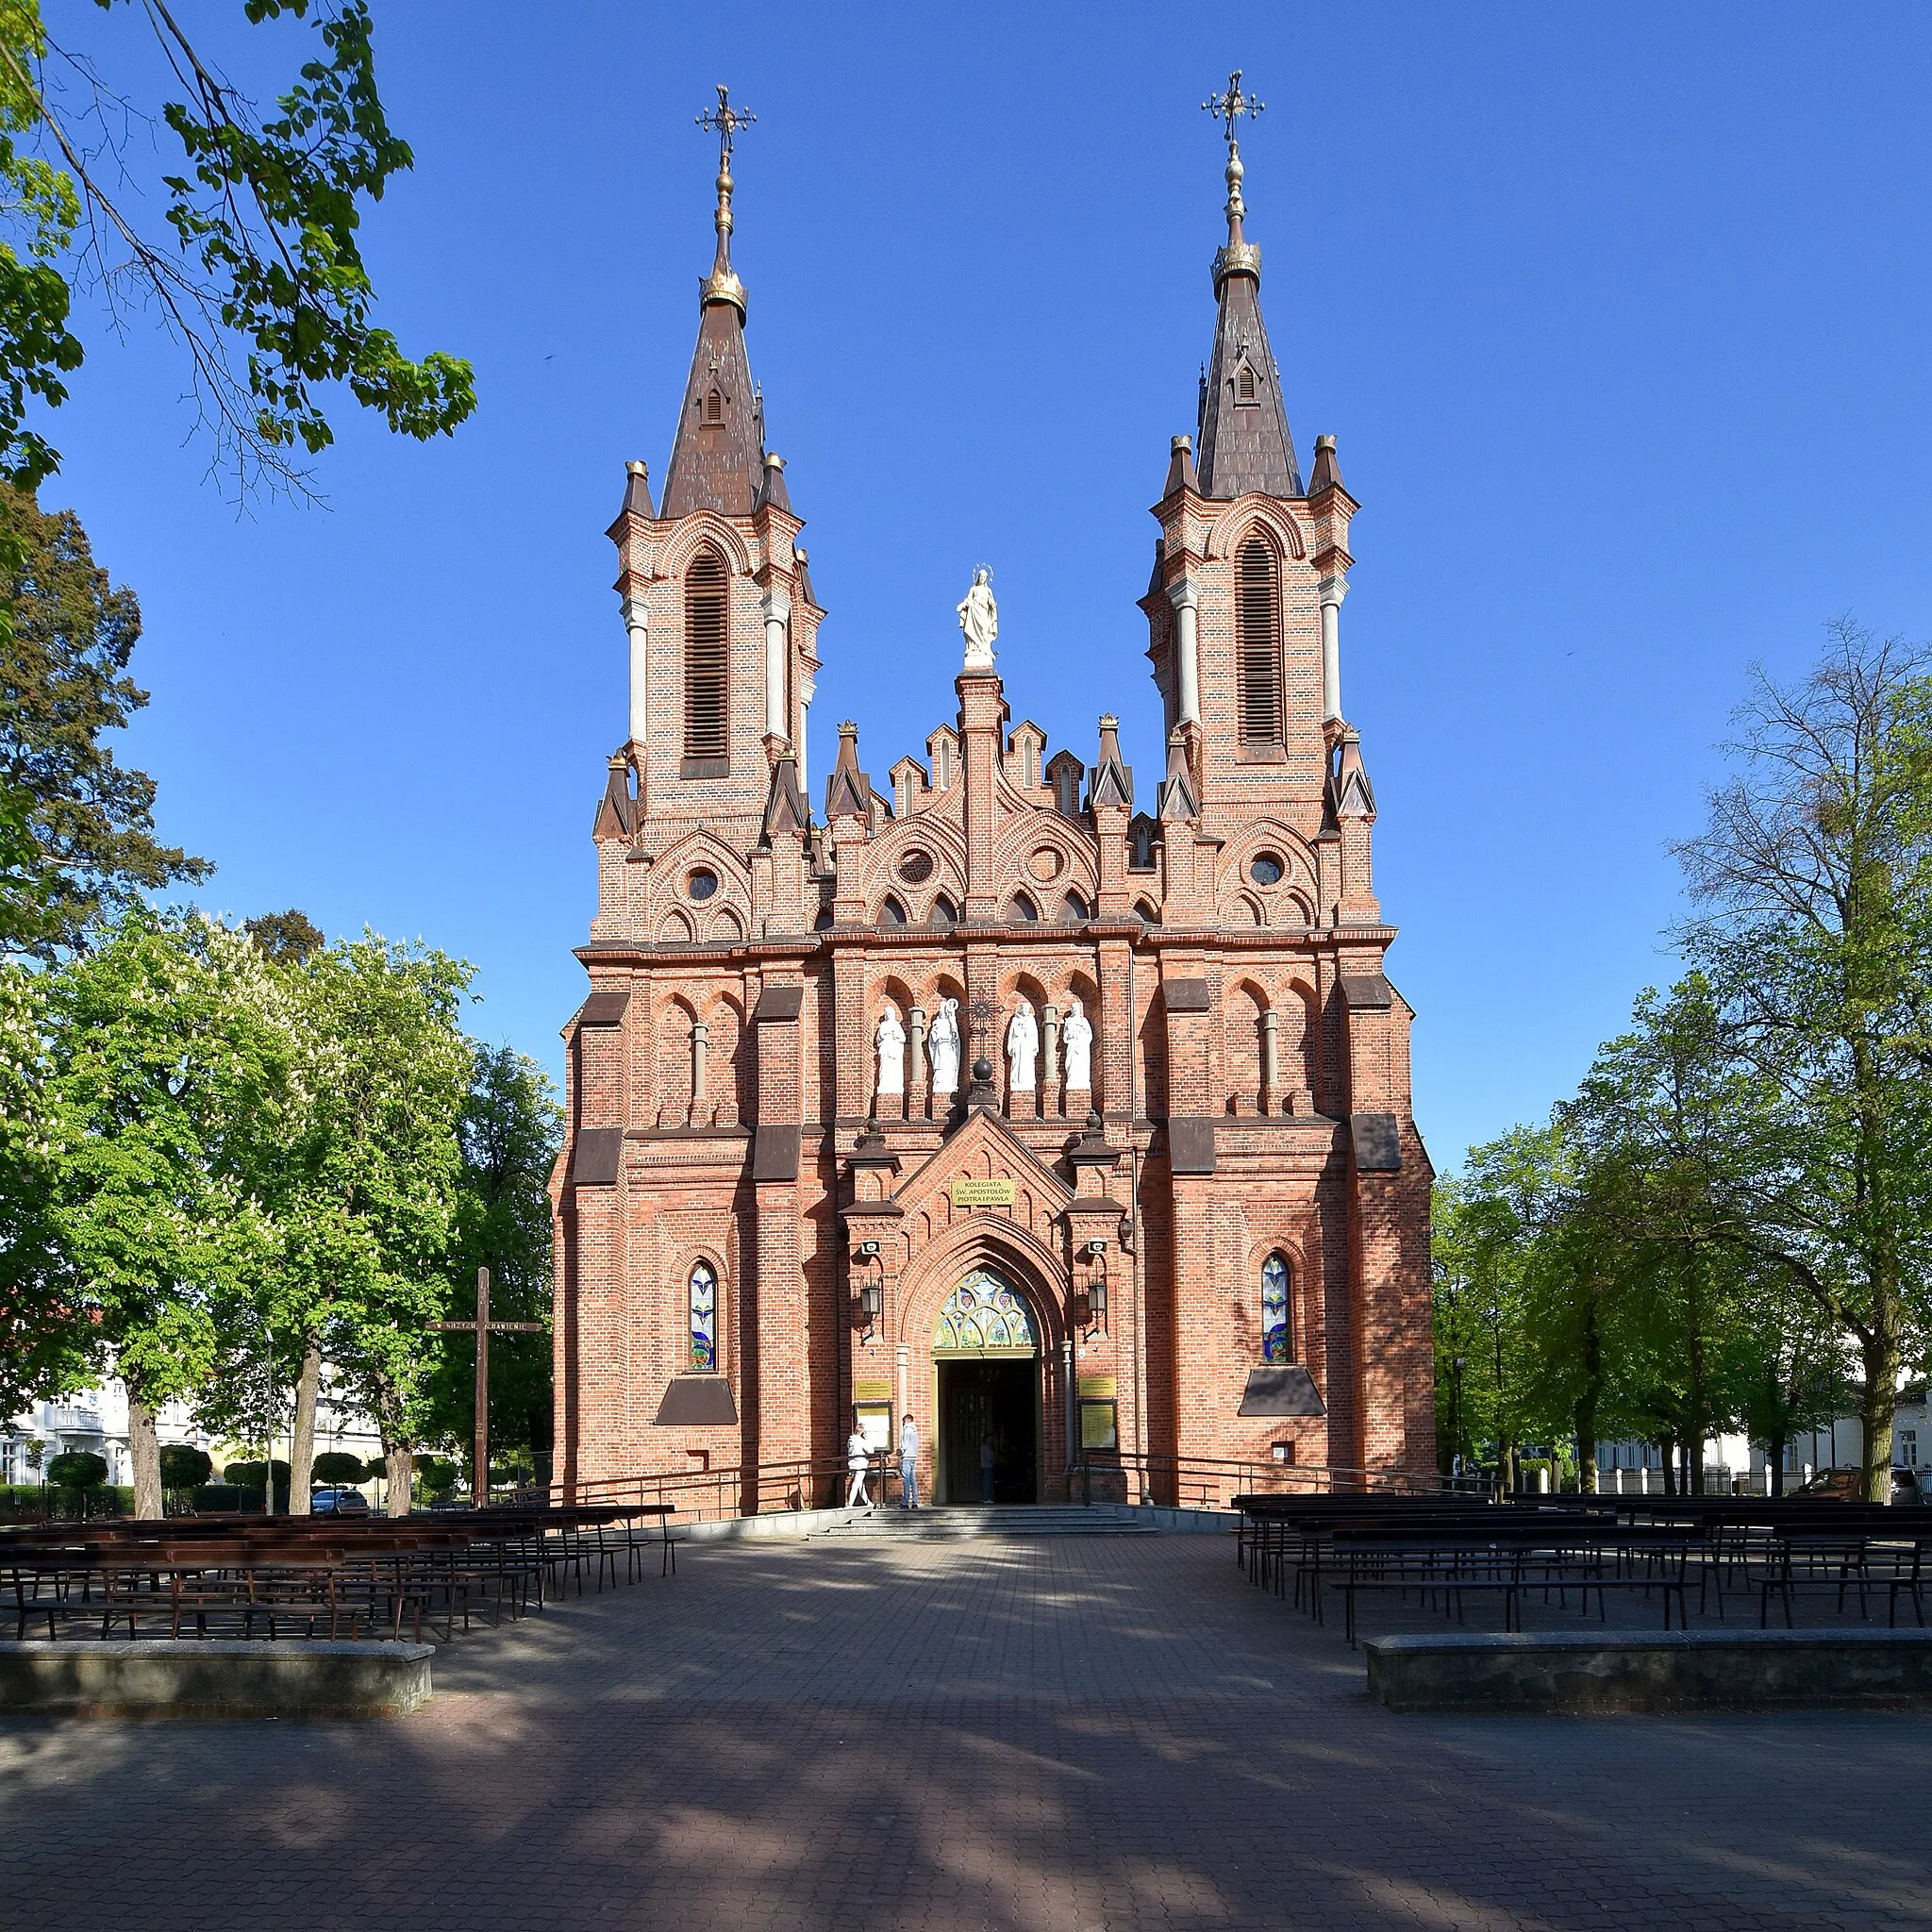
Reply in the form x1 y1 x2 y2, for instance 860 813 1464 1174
552 85 1434 1507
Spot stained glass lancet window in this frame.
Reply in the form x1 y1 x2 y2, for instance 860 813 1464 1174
689 1262 718 1372
1261 1253 1290 1362
934 1270 1039 1356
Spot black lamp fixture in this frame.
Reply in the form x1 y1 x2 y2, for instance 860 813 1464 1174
856 1241 883 1335
1080 1239 1108 1329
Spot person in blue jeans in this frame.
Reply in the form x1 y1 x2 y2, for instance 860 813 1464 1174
899 1414 920 1508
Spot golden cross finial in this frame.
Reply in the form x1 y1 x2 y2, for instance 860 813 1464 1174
697 83 756 160
696 85 756 312
1202 70 1264 148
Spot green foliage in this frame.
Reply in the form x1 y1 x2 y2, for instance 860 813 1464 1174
44 1446 104 1488
0 485 209 958
412 1454 456 1495
222 1458 290 1488
0 1 474 494
421 1043 561 1457
309 1450 364 1484
158 1442 211 1490
243 908 325 964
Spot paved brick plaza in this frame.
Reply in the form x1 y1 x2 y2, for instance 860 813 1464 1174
3 1533 1929 1930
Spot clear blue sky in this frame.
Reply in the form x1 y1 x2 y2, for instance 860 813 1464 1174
38 2 1932 1174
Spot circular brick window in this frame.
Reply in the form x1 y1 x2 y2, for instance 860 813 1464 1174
1249 853 1284 887
688 868 719 901
896 849 935 885
1027 847 1064 882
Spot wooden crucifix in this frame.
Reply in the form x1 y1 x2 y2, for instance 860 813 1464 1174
433 1268 542 1509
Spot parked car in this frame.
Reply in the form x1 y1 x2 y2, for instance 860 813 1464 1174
310 1486 370 1516
1793 1468 1923 1504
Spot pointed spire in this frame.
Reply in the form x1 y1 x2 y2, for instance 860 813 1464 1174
1195 73 1302 500
757 451 792 513
758 754 809 844
662 88 767 521
1090 714 1133 810
1158 728 1198 823
1308 433 1345 498
1162 433 1198 499
620 458 654 519
1327 727 1377 821
824 720 872 820
592 752 638 840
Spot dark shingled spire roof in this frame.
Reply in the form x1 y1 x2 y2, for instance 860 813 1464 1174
1195 126 1302 500
662 90 766 520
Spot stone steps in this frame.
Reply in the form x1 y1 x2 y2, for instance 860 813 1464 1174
808 1505 1158 1541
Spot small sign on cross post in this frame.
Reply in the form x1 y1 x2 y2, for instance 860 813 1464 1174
432 1268 542 1509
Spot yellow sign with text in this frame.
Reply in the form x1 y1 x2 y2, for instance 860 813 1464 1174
950 1176 1017 1208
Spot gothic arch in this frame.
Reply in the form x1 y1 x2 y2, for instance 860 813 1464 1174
657 511 755 579
894 1218 1069 1359
1204 496 1307 563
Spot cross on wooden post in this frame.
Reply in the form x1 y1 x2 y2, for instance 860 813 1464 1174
432 1268 541 1510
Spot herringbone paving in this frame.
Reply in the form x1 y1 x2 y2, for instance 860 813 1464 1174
2 1534 1927 1929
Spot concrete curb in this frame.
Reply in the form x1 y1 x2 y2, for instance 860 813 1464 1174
1119 1505 1240 1535
1365 1628 1932 1713
0 1640 435 1719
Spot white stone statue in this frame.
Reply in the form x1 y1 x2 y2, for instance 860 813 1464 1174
928 996 962 1093
874 1004 906 1096
1062 996 1093 1091
1006 999 1039 1091
956 567 997 669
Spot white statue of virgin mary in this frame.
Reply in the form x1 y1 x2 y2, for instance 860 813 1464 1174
874 1005 906 1096
956 567 997 669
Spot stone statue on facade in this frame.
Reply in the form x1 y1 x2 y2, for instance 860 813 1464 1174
928 996 962 1093
874 1004 906 1096
957 567 997 669
1062 996 1093 1091
1006 999 1039 1091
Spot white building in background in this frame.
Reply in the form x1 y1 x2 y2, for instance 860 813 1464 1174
1590 1385 1928 1494
2 1377 384 1488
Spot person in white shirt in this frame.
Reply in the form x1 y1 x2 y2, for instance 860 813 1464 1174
845 1424 874 1508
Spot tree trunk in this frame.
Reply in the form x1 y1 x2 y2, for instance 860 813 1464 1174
126 1385 164 1521
1858 1333 1900 1504
384 1443 414 1519
1660 1433 1676 1496
1768 1432 1786 1499
289 1332 323 1515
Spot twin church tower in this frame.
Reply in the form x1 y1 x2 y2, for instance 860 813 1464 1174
551 80 1434 1506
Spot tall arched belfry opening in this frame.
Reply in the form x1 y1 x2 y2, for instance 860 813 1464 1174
553 79 1435 1508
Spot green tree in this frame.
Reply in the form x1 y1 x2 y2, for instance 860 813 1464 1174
1674 624 1932 1500
243 907 324 964
0 0 474 496
421 1044 561 1473
42 905 291 1517
0 485 208 957
274 932 473 1516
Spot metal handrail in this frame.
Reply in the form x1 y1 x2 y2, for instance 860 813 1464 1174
1070 1450 1482 1510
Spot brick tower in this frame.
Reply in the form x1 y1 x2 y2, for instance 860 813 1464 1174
553 81 1435 1509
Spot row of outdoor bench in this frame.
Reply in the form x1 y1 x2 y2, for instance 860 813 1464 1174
1230 1496 1932 1645
0 1504 679 1642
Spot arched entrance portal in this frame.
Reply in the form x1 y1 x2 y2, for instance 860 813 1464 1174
933 1269 1041 1505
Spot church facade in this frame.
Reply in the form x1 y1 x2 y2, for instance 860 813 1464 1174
551 95 1435 1508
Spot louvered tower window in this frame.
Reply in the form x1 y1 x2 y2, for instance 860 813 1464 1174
1237 535 1283 745
683 549 730 769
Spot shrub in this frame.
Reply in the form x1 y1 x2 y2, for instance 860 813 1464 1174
310 1452 367 1486
414 1456 458 1496
192 1484 242 1512
222 1459 291 1489
159 1444 213 1491
46 1450 108 1491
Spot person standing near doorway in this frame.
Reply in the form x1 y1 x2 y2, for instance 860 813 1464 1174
979 1432 996 1505
846 1421 874 1509
899 1413 920 1509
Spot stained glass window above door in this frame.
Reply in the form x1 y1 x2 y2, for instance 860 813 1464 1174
1261 1253 1290 1362
934 1269 1039 1357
